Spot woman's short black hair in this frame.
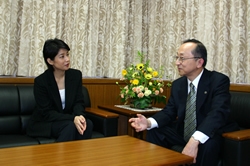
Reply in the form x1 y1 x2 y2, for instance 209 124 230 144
43 38 70 70
183 39 207 67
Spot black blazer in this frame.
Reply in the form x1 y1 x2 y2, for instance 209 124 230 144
152 68 238 138
27 69 85 137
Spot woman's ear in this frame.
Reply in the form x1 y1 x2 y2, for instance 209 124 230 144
47 58 54 65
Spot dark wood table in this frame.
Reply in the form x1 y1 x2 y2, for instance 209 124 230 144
98 105 161 139
0 135 193 166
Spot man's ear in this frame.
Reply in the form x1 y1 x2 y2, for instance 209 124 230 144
47 58 53 65
197 58 204 68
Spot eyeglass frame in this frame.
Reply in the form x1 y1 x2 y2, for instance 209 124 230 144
175 56 201 63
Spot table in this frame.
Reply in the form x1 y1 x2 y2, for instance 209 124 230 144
0 135 193 166
98 105 161 139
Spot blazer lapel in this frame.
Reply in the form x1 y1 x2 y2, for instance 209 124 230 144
178 78 188 116
196 69 210 111
46 70 63 112
64 70 74 110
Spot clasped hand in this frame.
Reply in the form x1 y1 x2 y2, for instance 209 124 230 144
128 114 148 132
74 115 86 135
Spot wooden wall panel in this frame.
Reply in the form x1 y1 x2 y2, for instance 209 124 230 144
230 84 250 92
0 77 249 108
84 84 122 108
82 78 123 108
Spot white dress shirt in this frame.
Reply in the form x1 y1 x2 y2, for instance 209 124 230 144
147 70 209 144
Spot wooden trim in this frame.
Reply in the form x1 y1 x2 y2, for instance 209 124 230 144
229 83 250 92
85 107 119 118
0 77 119 85
1 77 249 92
0 77 35 84
223 129 250 141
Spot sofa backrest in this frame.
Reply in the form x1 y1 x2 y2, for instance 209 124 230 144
230 91 250 129
0 84 92 135
0 85 21 134
82 86 91 107
0 85 36 135
18 85 36 134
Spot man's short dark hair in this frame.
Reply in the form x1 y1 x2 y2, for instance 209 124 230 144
183 39 207 67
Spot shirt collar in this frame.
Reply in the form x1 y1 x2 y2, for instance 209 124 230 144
187 69 204 91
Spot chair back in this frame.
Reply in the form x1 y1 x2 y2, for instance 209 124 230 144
230 91 250 129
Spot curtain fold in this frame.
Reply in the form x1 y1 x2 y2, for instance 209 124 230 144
0 0 249 83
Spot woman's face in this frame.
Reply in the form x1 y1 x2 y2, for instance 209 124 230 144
47 48 70 72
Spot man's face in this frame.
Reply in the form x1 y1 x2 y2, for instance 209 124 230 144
175 42 203 80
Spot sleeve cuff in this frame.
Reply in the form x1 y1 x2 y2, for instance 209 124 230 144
147 117 158 130
192 131 209 144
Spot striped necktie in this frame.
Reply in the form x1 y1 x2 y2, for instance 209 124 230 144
184 83 196 142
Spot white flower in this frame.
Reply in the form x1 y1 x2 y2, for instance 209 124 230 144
138 85 144 91
144 89 152 96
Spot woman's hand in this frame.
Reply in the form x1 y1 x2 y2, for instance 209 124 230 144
74 115 86 135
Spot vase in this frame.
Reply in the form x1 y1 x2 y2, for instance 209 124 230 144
129 98 152 109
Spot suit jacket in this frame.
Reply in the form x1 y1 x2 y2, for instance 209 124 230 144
152 68 238 138
27 69 85 137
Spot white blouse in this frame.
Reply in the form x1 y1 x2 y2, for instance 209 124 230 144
59 89 65 109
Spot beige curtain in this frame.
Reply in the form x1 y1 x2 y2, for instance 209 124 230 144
0 0 249 83
145 0 250 83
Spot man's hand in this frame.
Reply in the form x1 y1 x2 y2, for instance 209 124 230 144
182 137 200 163
74 115 86 135
128 114 148 132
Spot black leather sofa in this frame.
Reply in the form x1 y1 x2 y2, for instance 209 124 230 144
0 84 118 148
221 91 250 166
170 91 250 166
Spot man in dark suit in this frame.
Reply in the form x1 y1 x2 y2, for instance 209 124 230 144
129 39 238 166
27 38 93 142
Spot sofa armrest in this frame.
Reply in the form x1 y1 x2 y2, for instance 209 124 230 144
222 129 250 141
85 108 119 137
85 107 118 118
222 129 250 166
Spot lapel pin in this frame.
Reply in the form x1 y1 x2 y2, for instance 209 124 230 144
204 91 207 94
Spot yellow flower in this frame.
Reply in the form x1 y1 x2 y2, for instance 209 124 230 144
147 67 153 72
152 71 158 77
117 51 170 109
136 63 144 70
132 72 138 78
145 74 152 79
132 79 139 85
122 69 127 76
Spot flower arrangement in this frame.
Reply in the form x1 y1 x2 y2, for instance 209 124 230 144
116 51 171 109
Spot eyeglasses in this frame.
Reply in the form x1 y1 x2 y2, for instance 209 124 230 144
175 56 201 63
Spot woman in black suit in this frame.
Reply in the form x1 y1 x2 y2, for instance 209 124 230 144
27 38 93 142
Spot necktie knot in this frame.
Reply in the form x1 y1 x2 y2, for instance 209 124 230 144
190 83 195 91
188 83 196 97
